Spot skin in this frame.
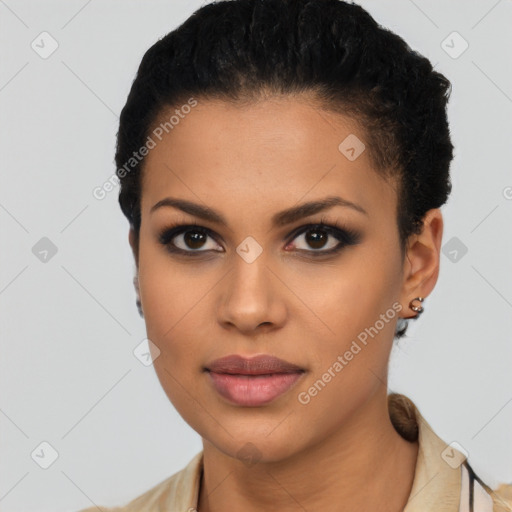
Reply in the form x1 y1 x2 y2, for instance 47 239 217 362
128 94 443 512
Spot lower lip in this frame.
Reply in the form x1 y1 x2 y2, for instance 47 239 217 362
207 371 304 406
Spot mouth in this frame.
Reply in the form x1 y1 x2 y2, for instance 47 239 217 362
204 354 305 407
205 353 305 375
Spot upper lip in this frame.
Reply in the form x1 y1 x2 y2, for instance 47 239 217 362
205 354 305 375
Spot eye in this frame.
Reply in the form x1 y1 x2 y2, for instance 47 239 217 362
158 223 222 255
285 220 361 256
158 217 362 257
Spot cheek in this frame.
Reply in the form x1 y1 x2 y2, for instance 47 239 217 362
138 237 192 320
303 248 398 322
298 245 401 369
138 258 207 421
137 248 196 359
293 280 400 429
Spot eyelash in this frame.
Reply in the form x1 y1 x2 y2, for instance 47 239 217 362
157 216 362 258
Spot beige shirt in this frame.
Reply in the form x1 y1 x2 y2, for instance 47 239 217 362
79 393 512 512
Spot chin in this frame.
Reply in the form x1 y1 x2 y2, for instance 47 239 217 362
203 423 305 465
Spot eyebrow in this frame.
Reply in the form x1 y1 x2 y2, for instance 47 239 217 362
150 195 368 227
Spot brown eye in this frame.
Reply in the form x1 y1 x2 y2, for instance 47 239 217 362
290 226 343 252
303 228 331 250
159 225 223 254
183 230 208 250
285 222 362 256
159 221 361 258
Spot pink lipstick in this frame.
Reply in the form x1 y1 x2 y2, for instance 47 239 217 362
205 354 305 406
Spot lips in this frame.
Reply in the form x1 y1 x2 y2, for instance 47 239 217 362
205 354 304 375
205 354 305 406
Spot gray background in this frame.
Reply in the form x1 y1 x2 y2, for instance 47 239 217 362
1 0 511 511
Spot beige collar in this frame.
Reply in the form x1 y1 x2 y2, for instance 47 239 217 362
159 393 496 511
391 393 464 512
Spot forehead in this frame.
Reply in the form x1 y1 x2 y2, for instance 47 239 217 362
140 97 397 224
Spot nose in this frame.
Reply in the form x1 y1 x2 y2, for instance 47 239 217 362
216 252 287 335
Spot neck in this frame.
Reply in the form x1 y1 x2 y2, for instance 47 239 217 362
198 386 419 512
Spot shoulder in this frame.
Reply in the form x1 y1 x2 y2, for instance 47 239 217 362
388 393 512 512
492 482 512 512
76 451 202 512
76 473 177 512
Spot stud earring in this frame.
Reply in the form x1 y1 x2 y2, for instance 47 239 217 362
408 297 424 315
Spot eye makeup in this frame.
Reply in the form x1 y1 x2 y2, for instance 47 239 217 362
157 215 363 259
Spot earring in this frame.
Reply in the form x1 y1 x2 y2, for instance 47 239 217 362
409 297 424 315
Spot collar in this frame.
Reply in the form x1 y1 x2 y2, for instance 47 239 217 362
161 393 496 511
389 393 464 512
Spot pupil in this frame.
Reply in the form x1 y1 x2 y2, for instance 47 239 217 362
306 229 327 249
185 231 205 249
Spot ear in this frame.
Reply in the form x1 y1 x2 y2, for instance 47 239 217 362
399 208 444 319
128 227 139 269
128 228 144 317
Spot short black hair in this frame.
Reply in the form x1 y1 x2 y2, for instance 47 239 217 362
115 0 454 339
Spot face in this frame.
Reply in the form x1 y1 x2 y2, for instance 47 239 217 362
132 95 411 463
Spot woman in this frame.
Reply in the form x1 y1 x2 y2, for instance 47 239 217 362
80 0 512 510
